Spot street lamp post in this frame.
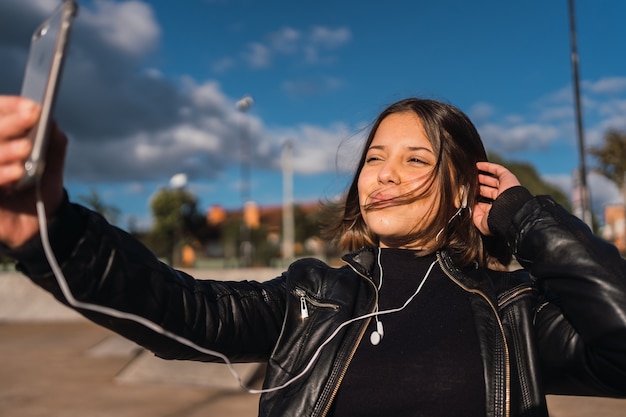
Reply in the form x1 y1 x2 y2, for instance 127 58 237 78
236 95 254 266
282 140 295 262
568 0 593 229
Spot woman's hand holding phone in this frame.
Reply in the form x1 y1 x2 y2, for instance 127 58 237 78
0 96 67 249
0 1 77 248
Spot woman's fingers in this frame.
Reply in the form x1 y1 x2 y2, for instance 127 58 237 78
0 97 39 138
473 161 524 236
476 161 521 197
0 99 39 189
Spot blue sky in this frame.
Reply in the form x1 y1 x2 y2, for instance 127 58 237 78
1 0 626 230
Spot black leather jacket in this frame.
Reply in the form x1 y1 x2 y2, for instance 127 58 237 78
7 191 626 417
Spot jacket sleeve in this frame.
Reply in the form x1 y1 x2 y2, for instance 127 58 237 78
490 187 626 396
3 195 287 363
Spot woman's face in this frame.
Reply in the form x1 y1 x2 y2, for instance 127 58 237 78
357 111 439 248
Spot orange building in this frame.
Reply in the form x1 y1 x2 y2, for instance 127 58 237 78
243 201 260 229
207 204 227 226
602 205 626 253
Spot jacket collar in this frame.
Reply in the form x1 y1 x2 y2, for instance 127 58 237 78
342 247 498 301
341 247 376 279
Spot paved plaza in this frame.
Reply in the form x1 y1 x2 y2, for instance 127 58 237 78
1 271 625 417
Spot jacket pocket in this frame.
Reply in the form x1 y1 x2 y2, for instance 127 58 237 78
268 287 341 377
294 287 340 319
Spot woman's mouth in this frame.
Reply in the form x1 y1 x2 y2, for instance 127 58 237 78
368 191 398 207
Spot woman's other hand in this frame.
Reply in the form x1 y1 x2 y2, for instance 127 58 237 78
473 161 521 236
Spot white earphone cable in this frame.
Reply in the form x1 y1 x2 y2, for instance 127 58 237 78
34 181 436 395
35 182 261 392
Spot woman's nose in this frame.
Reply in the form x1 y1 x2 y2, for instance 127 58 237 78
377 162 400 184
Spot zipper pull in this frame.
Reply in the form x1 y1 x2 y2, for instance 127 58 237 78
300 296 309 319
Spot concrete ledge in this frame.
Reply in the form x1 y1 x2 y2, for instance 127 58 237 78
0 272 82 322
116 349 264 390
86 334 143 358
85 333 265 390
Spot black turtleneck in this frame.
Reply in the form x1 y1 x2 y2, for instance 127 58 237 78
329 248 485 417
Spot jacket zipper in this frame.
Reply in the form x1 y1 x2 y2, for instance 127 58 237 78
316 254 516 417
293 288 340 319
498 285 535 414
319 263 378 417
497 286 533 308
436 253 511 417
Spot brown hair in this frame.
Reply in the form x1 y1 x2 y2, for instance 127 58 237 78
322 97 510 267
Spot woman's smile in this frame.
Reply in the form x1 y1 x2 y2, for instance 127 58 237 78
357 111 438 248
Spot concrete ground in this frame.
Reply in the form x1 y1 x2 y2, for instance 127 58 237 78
0 269 274 417
0 321 262 417
2 271 626 417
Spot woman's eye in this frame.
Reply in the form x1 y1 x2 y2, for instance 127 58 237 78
409 157 426 164
366 156 382 163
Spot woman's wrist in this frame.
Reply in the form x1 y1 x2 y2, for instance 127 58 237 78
487 186 533 238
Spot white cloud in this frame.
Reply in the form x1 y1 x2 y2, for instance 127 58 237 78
80 0 160 56
537 106 573 122
222 25 352 70
188 80 229 109
28 0 58 13
268 27 301 53
67 118 226 182
477 79 626 159
267 122 359 175
597 99 626 118
144 67 163 79
584 77 626 95
468 102 495 121
282 76 344 96
171 125 222 151
242 42 272 68
302 27 351 65
478 122 560 152
539 85 573 105
593 100 626 139
309 26 351 49
542 173 571 196
211 57 236 73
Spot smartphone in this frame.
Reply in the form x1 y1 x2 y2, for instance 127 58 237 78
15 0 78 189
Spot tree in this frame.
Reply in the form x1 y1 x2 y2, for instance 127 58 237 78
147 187 201 265
589 129 626 244
77 188 121 225
488 153 571 210
589 129 626 202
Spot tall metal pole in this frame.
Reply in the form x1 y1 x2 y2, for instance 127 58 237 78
236 95 254 266
282 140 295 261
568 0 593 229
236 96 254 205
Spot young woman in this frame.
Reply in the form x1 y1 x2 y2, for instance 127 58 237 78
0 95 625 417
